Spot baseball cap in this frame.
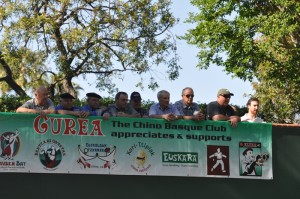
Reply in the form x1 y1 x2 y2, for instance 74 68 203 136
86 92 102 99
217 88 234 96
59 93 75 99
130 91 142 101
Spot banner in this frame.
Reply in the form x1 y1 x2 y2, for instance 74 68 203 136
0 113 272 179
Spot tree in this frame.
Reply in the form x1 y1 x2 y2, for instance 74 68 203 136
183 0 300 122
0 0 179 97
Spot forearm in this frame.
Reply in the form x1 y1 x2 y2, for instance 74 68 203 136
212 114 230 121
16 107 39 114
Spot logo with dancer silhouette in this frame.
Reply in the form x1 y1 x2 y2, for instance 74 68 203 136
0 130 21 160
35 139 66 170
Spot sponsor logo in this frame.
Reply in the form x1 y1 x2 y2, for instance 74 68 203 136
77 143 116 169
0 130 21 160
0 130 26 170
34 139 66 170
162 152 198 163
126 142 154 173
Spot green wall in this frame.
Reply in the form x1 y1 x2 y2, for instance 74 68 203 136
0 126 299 199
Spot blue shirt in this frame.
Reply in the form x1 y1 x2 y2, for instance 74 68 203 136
82 105 104 116
149 103 181 116
55 105 82 111
174 100 200 116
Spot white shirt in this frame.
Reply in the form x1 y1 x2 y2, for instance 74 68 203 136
241 113 264 123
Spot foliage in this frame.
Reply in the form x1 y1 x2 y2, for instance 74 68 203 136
0 95 30 112
0 0 179 97
183 0 300 123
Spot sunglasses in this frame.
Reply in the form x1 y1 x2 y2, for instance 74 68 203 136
221 95 231 99
184 94 194 98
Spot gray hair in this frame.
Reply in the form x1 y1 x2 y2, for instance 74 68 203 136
181 87 194 95
157 90 170 100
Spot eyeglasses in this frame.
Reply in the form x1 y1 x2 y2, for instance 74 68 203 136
184 94 194 98
221 95 231 99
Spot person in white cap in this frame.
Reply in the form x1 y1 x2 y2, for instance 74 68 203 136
206 88 240 127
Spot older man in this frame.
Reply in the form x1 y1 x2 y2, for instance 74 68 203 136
82 92 106 116
174 87 205 120
56 93 89 118
16 86 55 116
241 97 264 123
206 88 240 127
149 90 182 121
103 92 140 119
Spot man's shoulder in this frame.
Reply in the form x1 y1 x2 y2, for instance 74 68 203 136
174 100 183 106
149 103 159 109
24 98 34 104
107 104 117 109
207 101 218 107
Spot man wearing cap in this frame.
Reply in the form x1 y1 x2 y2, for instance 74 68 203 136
82 92 106 116
206 88 240 127
129 91 149 117
149 90 182 121
16 86 55 117
102 91 140 119
174 87 205 120
56 93 89 118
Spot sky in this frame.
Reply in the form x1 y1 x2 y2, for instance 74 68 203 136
74 1 254 107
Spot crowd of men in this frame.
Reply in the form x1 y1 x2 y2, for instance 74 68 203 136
16 86 264 126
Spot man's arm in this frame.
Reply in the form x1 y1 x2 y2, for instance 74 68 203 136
16 107 40 114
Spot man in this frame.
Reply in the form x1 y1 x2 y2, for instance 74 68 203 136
82 92 106 116
129 91 149 117
56 93 89 118
149 90 182 121
241 148 263 176
103 92 140 119
209 148 227 173
206 88 240 127
174 87 205 120
16 86 55 117
241 97 264 123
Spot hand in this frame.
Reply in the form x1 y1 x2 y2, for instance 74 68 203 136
102 113 110 120
79 111 89 118
38 110 47 119
163 113 176 121
193 112 205 121
228 116 240 128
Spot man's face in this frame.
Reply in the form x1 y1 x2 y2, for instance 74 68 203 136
182 89 194 106
35 88 49 106
87 97 100 109
246 150 255 160
248 101 259 115
60 98 74 110
159 93 170 108
116 94 128 109
131 99 141 109
217 94 231 106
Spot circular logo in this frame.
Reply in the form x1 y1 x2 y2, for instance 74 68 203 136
39 143 62 169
